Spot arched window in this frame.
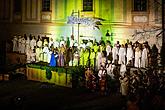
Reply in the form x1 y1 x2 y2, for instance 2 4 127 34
134 0 147 11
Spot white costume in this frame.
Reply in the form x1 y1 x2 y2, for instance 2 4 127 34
106 45 111 56
31 51 36 62
42 46 49 62
48 51 52 63
70 39 74 47
126 45 134 65
25 37 30 54
60 40 65 47
36 48 43 62
12 36 18 52
30 38 36 50
141 48 148 68
74 41 78 47
112 46 118 63
134 48 142 68
21 37 26 53
118 47 126 64
53 41 59 48
18 36 22 53
26 48 32 63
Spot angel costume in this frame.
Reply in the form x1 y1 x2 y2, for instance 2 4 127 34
18 36 22 53
112 45 118 64
106 44 112 57
30 37 36 50
21 37 26 53
12 36 18 52
141 47 148 68
43 45 49 62
25 37 30 54
134 47 142 68
126 44 134 65
118 45 126 64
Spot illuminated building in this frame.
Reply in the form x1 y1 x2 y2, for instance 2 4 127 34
0 0 163 46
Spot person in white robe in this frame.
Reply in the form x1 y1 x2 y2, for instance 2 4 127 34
106 61 115 79
36 47 43 62
60 39 65 47
26 48 32 63
18 36 22 53
112 44 118 64
25 36 30 54
31 49 36 62
126 44 134 65
12 36 18 52
70 39 74 47
48 50 52 63
118 44 126 64
37 37 43 48
30 36 36 50
21 37 26 53
36 37 43 62
74 41 78 47
141 45 148 68
106 43 112 57
42 44 49 62
134 47 142 68
53 40 59 48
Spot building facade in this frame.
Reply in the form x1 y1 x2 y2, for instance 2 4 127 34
0 0 163 48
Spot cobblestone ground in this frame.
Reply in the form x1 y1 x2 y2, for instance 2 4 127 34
0 80 125 110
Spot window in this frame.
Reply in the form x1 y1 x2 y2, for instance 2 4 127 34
134 0 147 11
14 0 22 13
42 0 50 11
83 0 93 11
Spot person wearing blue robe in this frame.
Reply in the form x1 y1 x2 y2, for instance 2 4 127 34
49 50 58 67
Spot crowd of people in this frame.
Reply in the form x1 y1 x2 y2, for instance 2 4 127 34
11 34 165 109
12 34 159 68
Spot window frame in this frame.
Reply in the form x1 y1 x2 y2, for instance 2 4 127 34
13 0 22 13
42 0 51 12
83 0 93 12
133 0 148 12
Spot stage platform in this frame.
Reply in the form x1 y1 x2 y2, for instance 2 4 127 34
26 64 75 88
